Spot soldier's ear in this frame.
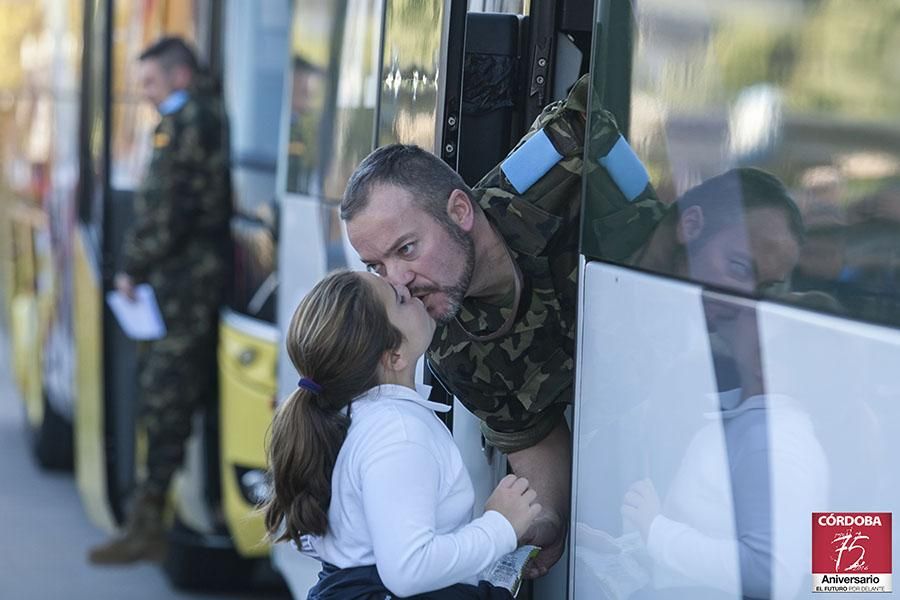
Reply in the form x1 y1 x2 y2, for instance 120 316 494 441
676 205 704 245
447 189 475 232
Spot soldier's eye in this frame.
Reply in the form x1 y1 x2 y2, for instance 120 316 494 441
398 242 415 257
366 263 383 275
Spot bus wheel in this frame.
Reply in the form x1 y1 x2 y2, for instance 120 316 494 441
29 393 74 471
163 516 285 592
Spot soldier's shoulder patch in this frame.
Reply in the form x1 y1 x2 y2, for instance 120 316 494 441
154 132 170 148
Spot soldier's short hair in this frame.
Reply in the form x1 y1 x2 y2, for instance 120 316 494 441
139 36 199 73
341 144 475 228
669 167 805 244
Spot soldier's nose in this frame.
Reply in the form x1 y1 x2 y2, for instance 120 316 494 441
386 264 415 287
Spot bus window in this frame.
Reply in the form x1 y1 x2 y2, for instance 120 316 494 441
377 0 444 151
582 0 900 330
285 0 381 203
575 2 900 598
223 0 289 322
109 1 202 191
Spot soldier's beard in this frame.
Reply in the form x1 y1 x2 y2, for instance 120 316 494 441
411 225 475 325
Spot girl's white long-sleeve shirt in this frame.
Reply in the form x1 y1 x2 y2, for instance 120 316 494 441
301 384 517 597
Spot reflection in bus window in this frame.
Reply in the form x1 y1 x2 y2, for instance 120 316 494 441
285 0 380 201
632 168 804 297
581 0 900 330
575 1 900 598
286 56 326 195
378 0 443 150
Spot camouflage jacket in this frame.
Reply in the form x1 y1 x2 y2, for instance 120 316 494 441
121 77 232 312
427 75 666 453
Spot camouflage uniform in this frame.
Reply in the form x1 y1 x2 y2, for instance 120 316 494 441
121 76 232 497
428 75 666 453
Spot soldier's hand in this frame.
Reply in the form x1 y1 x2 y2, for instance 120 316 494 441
115 273 137 302
521 508 566 579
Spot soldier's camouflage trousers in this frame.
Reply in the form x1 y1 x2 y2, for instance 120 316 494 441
136 288 219 498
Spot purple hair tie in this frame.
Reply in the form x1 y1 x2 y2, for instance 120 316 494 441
297 377 323 395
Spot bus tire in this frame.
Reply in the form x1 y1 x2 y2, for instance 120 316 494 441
29 393 74 471
164 516 283 592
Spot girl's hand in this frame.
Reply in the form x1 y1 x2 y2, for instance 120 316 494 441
621 478 660 541
485 474 542 543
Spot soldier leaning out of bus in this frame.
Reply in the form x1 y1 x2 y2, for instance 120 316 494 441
341 75 669 578
89 37 232 565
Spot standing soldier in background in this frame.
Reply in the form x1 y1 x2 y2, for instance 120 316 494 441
89 37 232 564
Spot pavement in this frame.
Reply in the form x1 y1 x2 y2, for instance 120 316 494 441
0 328 292 600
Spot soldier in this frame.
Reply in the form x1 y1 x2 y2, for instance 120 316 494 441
342 76 667 577
89 37 232 564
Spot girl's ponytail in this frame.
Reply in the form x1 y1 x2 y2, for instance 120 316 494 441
263 387 349 543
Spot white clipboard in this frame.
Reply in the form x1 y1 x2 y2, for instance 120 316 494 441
106 283 167 340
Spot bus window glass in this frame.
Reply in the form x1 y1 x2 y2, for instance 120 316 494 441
285 0 381 201
377 0 443 151
283 0 332 196
223 0 289 321
109 1 198 191
582 0 900 330
575 1 900 598
1 3 82 205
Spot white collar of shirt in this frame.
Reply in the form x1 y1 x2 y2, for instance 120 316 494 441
350 383 450 413
158 89 189 115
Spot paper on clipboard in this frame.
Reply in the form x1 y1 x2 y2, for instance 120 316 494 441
106 283 167 340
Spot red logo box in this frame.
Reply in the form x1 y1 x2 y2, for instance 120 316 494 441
813 512 892 593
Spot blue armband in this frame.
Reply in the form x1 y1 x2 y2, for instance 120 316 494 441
597 135 650 202
501 129 564 194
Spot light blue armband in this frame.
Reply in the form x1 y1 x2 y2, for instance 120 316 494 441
597 136 650 202
501 129 563 194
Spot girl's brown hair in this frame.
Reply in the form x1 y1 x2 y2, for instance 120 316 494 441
262 270 403 544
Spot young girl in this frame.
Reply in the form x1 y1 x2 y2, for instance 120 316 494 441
263 270 541 599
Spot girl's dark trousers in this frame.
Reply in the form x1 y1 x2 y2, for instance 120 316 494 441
307 562 515 600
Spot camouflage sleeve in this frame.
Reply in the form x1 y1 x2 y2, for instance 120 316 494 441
480 404 567 454
121 102 227 280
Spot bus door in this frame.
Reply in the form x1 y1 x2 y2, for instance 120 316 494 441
74 0 220 559
573 1 900 598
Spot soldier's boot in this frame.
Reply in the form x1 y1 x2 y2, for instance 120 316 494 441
87 491 168 564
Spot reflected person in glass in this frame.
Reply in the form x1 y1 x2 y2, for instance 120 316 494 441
618 169 828 598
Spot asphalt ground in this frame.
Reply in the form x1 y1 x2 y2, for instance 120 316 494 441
0 329 292 600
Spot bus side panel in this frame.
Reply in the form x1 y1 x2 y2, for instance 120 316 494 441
572 262 737 599
573 261 900 598
73 224 115 531
758 302 900 598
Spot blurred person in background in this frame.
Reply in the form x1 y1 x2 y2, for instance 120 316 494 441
89 36 232 565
